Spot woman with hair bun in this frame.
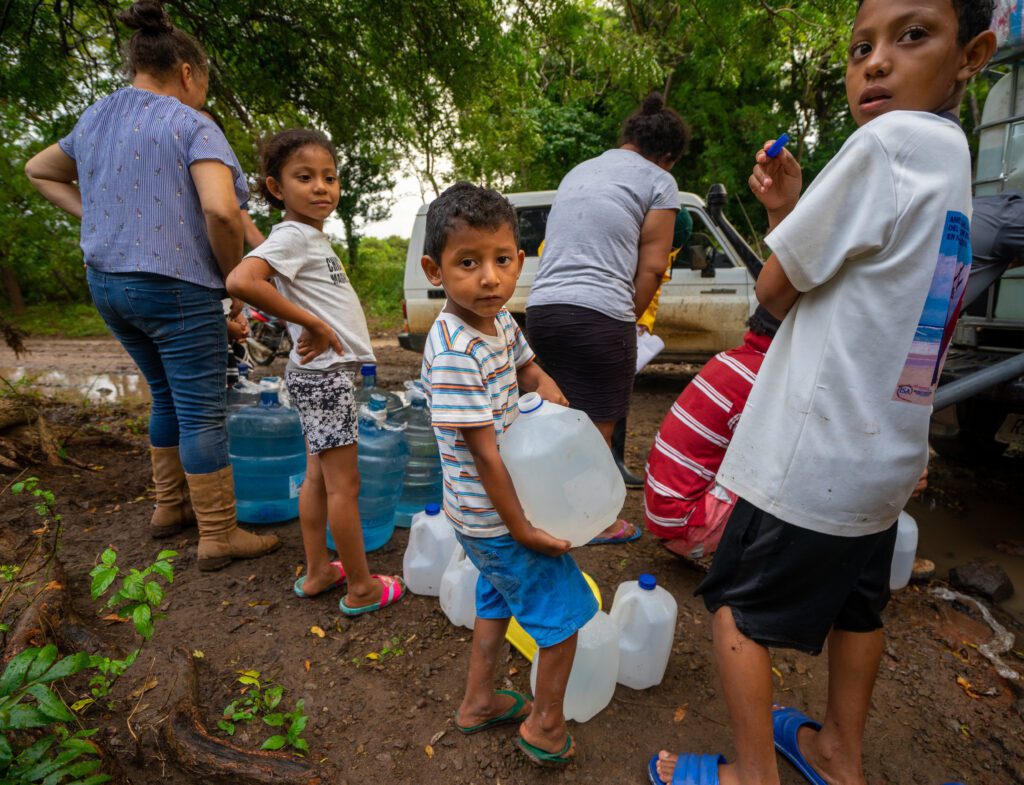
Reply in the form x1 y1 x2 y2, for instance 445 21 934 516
25 0 279 571
526 92 689 545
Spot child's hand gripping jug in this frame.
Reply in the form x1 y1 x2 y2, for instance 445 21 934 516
403 503 457 596
529 610 619 722
609 573 678 689
439 544 479 629
501 392 627 547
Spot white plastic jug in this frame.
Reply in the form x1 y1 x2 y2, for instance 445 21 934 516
403 503 457 597
439 544 479 629
502 393 626 547
889 510 918 590
529 611 619 723
609 574 678 689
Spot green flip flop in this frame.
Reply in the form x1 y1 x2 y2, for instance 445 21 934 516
516 732 574 767
454 690 531 734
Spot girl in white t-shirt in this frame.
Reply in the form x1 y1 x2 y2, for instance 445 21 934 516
227 129 405 616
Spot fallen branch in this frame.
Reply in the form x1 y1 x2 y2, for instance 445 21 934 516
162 648 316 785
2 553 110 664
932 586 1020 683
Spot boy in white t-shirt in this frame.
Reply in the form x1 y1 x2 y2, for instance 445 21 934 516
650 2 996 784
419 183 597 767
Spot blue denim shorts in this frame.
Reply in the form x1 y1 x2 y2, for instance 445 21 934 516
455 532 598 648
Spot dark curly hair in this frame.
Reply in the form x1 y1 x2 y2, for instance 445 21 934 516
257 129 337 210
117 1 208 79
424 182 519 263
856 0 994 45
620 92 690 166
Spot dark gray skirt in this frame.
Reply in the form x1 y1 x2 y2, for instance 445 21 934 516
525 304 636 423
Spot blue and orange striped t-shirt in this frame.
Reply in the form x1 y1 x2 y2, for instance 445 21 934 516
420 309 535 538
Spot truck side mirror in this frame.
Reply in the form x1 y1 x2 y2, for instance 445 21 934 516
706 183 727 223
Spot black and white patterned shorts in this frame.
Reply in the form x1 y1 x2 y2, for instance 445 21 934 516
285 369 358 454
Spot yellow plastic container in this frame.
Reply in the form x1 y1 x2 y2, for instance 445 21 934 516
505 572 602 661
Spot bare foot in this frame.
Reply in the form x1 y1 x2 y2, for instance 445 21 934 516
519 718 574 759
297 562 344 596
594 519 637 542
455 691 530 730
796 725 863 785
342 575 393 609
654 751 737 785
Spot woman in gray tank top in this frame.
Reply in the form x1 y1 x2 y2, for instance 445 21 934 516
525 92 689 544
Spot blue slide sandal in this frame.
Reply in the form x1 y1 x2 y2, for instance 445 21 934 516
772 706 827 785
647 753 726 785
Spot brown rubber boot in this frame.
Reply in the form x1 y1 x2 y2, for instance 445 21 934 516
150 446 196 539
186 465 281 571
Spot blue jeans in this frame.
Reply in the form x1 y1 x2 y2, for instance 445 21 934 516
87 268 229 474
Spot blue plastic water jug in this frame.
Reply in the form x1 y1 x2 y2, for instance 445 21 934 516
326 393 408 552
392 392 443 528
354 364 404 417
227 387 306 523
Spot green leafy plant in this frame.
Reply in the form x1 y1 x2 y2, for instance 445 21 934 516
82 548 176 706
0 645 109 785
11 477 61 528
217 671 308 755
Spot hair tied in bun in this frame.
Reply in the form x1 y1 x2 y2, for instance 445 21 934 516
641 92 665 115
117 1 173 34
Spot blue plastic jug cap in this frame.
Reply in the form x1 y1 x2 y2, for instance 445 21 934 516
360 364 376 376
639 573 657 590
425 503 441 515
368 393 387 411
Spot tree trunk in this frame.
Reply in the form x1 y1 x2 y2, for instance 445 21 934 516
1 263 26 315
342 216 359 268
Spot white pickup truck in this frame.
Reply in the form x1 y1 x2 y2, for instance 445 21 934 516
399 185 763 362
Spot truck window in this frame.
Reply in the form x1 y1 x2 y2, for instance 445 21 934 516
517 207 549 257
975 62 1024 195
672 209 732 270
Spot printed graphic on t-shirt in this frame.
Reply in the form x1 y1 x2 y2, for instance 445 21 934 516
325 255 347 286
893 211 971 405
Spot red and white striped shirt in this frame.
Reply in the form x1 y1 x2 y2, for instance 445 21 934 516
644 331 771 538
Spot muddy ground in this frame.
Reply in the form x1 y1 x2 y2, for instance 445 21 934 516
2 336 1023 784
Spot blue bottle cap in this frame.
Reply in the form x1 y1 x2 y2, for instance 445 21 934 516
368 392 387 411
425 503 441 515
766 132 790 159
639 573 657 590
360 364 376 376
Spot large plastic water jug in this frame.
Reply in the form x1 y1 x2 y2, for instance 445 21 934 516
889 510 919 590
403 504 456 596
439 544 479 629
327 394 408 552
354 364 404 418
501 392 626 547
529 611 619 722
392 391 443 528
227 387 305 523
609 574 678 689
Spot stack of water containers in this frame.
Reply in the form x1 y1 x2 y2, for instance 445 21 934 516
354 364 404 418
327 393 408 552
227 379 305 523
392 385 443 528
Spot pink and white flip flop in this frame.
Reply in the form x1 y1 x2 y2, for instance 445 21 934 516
339 574 406 616
293 560 347 598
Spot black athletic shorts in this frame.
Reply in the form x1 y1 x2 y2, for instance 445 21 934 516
696 497 898 655
526 304 636 423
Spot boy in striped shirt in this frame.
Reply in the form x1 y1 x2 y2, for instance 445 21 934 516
419 183 597 767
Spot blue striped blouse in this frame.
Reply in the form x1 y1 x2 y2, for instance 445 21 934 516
59 87 250 290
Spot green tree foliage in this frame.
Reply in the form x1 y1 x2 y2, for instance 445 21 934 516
3 0 997 316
